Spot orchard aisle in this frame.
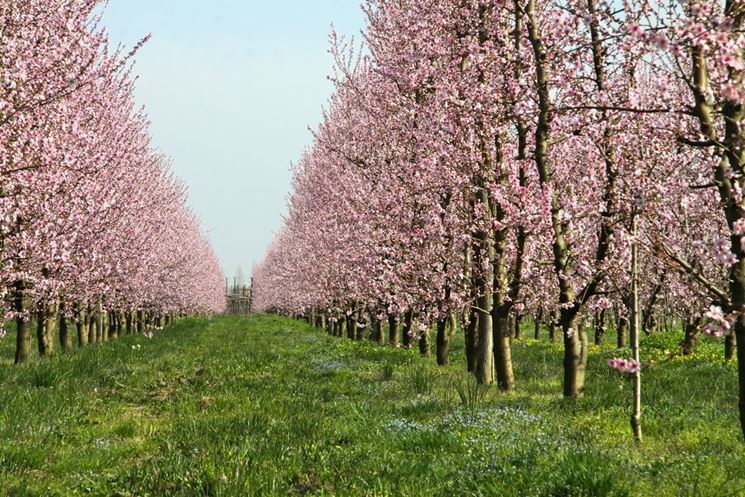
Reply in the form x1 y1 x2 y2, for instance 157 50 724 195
0 315 742 496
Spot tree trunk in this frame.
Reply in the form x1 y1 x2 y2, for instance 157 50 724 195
562 312 587 398
76 304 89 347
109 312 117 340
644 313 658 335
355 314 366 341
372 316 383 345
347 314 356 340
101 309 108 342
36 300 59 356
339 318 347 339
513 313 522 339
594 309 606 346
726 332 737 362
37 306 51 356
682 320 700 355
58 314 71 353
465 309 478 373
736 320 745 440
96 306 104 342
418 327 430 357
474 189 495 385
88 312 96 343
436 317 450 365
534 312 541 340
527 0 589 399
388 314 400 346
449 312 458 338
45 301 58 354
475 290 494 384
402 310 413 348
59 302 73 353
136 310 144 334
617 316 628 349
493 306 514 391
14 283 31 364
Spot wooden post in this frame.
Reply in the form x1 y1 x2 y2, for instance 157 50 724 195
630 192 643 445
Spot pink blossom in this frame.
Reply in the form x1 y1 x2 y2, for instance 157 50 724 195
722 83 743 102
609 357 641 374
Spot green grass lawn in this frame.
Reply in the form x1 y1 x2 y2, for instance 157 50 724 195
0 314 742 496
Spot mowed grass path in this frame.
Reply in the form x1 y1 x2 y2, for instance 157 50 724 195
0 314 744 496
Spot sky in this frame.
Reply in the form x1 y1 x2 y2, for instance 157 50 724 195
100 1 366 281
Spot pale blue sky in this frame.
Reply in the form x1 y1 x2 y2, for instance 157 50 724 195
101 1 366 280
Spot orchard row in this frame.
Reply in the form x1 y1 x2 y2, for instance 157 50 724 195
253 1 745 438
0 1 225 363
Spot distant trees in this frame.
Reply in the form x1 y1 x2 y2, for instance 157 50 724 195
0 0 225 362
253 1 745 439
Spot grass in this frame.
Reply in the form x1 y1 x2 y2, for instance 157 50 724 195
0 314 742 496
